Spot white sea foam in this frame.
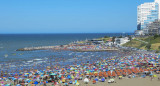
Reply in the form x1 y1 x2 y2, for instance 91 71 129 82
34 59 43 61
4 54 8 58
69 52 73 55
27 60 33 63
10 65 16 67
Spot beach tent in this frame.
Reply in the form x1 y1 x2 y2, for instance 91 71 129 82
84 78 89 84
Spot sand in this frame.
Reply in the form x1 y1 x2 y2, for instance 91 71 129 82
66 76 160 86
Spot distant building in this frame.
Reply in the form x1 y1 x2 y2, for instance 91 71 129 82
114 37 130 45
105 41 113 46
145 20 160 35
155 0 160 18
135 30 145 35
137 0 159 30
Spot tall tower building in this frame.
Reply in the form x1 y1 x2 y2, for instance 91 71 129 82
155 0 160 19
137 1 159 30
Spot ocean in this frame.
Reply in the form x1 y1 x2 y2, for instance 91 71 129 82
0 33 133 72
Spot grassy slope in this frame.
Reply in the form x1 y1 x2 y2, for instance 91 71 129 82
123 36 160 51
97 37 111 43
123 39 146 49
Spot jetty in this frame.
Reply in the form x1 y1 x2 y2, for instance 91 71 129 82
16 46 56 51
16 45 119 52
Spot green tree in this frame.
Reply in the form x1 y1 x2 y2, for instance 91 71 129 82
112 36 116 44
119 36 122 38
146 43 151 50
128 36 132 41
154 34 159 39
104 36 109 38
155 50 159 53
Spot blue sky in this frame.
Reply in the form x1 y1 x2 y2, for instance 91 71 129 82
0 0 154 33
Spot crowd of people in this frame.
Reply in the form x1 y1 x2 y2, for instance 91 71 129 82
0 52 160 86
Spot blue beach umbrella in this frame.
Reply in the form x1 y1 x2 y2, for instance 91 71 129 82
95 78 98 81
101 78 105 82
28 80 32 83
34 81 38 85
67 75 71 79
69 81 73 84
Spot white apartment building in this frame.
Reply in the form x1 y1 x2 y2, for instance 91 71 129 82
137 0 159 30
155 0 160 18
114 37 130 45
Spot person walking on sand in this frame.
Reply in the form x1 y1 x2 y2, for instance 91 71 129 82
151 76 153 81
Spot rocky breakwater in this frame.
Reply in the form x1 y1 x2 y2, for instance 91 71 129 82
16 45 119 52
16 46 57 51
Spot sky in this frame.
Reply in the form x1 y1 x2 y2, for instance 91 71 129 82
0 0 154 34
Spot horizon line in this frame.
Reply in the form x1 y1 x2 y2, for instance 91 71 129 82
0 32 134 34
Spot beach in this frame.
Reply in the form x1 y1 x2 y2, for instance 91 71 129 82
0 51 160 86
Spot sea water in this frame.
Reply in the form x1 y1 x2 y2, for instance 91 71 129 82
0 33 133 72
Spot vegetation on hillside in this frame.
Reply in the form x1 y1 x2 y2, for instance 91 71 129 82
122 35 160 52
122 39 146 49
97 36 111 43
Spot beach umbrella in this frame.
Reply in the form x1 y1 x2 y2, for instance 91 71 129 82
95 78 98 82
33 81 38 85
76 81 80 86
16 84 21 86
69 81 73 84
62 79 65 83
141 75 146 78
67 75 71 79
119 76 122 78
1 81 4 84
149 73 153 76
153 75 157 77
101 78 105 82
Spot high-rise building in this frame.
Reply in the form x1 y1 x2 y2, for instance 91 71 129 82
155 0 160 18
137 0 159 30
